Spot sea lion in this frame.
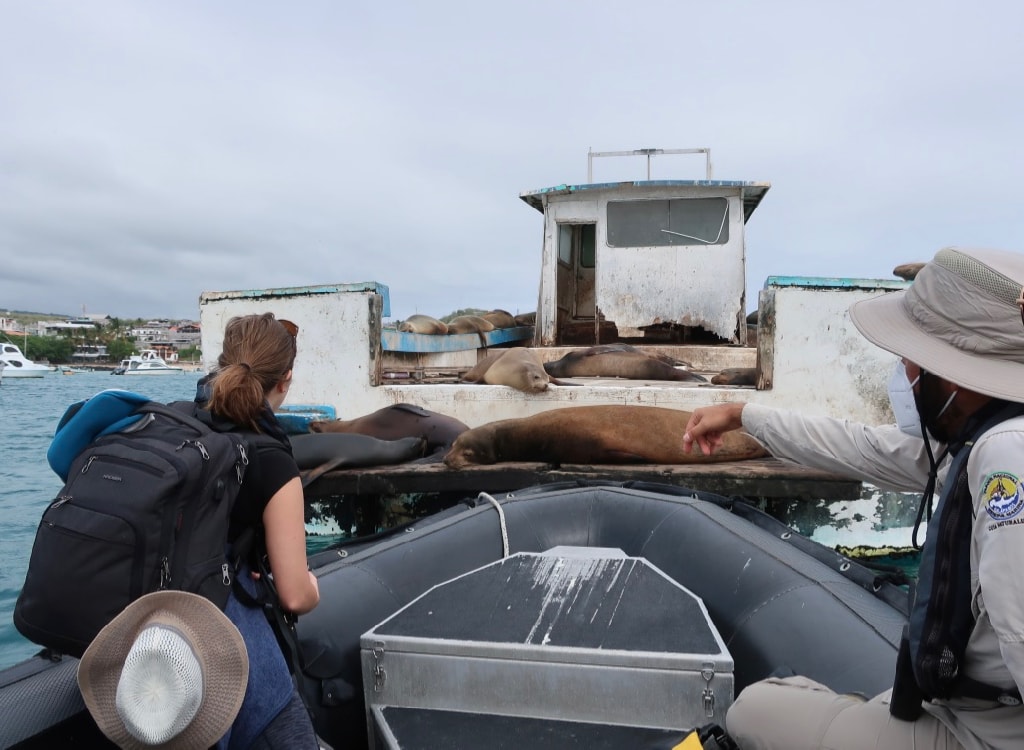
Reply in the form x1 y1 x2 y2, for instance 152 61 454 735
480 310 517 329
309 403 469 456
291 433 426 488
446 315 496 335
711 367 758 386
398 314 448 335
291 433 427 469
461 348 560 393
893 262 926 281
514 311 536 326
443 405 768 468
543 344 707 383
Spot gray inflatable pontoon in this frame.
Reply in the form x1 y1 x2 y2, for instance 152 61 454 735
1 482 909 749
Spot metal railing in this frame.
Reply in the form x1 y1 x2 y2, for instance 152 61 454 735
587 147 713 182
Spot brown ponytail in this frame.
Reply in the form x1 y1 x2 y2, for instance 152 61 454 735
205 313 296 431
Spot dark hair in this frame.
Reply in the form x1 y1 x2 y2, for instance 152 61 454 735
205 313 297 431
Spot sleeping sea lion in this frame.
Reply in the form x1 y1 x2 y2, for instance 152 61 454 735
543 344 707 382
711 367 758 386
480 310 517 329
461 348 560 393
443 405 768 468
446 315 496 335
398 314 448 335
309 403 469 456
514 311 536 326
893 262 926 281
291 433 427 488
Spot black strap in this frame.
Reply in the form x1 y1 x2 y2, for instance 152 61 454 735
254 553 307 676
956 677 1023 706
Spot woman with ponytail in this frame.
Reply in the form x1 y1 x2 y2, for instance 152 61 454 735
202 313 321 749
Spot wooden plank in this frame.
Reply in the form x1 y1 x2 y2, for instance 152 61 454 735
301 458 861 501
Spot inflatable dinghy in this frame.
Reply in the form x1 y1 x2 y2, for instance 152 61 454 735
0 482 909 749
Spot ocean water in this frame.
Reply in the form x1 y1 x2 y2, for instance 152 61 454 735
0 370 204 671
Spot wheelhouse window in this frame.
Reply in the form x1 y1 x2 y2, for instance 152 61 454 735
606 198 729 247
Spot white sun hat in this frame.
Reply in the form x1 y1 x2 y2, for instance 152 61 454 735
849 246 1024 403
77 591 248 749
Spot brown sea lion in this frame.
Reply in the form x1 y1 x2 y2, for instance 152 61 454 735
711 367 758 386
480 309 517 329
398 314 448 334
514 311 536 326
446 315 496 335
460 348 560 393
543 344 707 382
309 403 470 456
443 405 768 468
893 262 926 281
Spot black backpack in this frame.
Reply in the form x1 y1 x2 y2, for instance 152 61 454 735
14 400 259 658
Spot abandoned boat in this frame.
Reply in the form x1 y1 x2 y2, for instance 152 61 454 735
196 147 918 549
1 483 910 749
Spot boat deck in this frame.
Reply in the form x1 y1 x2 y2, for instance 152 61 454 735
301 457 861 501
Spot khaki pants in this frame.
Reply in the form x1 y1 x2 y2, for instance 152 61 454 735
726 676 963 750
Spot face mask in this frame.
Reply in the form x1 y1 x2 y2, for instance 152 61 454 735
888 361 922 437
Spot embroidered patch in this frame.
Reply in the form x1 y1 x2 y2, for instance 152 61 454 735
981 472 1024 521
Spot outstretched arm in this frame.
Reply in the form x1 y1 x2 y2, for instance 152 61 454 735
263 476 320 615
683 403 746 456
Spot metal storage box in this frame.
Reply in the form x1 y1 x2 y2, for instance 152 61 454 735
361 547 733 748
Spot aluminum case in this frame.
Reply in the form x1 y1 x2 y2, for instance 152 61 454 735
361 547 733 748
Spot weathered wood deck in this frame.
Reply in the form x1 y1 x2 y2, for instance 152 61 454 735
301 457 861 502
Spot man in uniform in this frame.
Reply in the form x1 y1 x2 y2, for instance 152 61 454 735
683 247 1024 750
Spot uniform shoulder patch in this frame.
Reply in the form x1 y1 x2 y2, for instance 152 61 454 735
981 472 1024 521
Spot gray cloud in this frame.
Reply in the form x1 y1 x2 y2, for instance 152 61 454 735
2 0 1023 322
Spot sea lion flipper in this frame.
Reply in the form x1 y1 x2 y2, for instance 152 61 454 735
301 456 350 489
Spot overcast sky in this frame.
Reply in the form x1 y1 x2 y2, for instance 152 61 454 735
2 1 1022 323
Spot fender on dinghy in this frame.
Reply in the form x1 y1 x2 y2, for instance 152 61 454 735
297 482 909 750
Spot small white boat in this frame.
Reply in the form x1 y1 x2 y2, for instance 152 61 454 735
0 342 51 378
117 349 184 376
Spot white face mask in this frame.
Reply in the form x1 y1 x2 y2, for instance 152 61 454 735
888 361 922 437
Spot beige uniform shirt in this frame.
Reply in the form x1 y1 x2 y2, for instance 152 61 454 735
742 404 1024 750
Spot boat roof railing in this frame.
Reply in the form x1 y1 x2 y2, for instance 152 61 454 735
519 147 770 220
587 147 714 182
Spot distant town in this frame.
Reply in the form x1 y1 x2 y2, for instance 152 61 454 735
0 311 201 367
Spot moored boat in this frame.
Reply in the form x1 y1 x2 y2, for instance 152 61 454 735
197 148 920 549
115 349 184 376
0 342 51 378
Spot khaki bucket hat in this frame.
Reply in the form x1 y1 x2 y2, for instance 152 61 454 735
849 247 1024 403
77 591 248 749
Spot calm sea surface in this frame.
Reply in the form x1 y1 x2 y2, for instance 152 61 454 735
0 370 204 671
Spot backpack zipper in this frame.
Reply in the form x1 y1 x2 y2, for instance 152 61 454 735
49 494 73 510
235 443 250 483
177 439 210 460
159 556 171 588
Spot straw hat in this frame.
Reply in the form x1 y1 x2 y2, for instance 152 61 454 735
849 247 1024 403
77 591 248 749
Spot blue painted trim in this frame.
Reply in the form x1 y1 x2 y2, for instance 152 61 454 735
382 326 534 353
764 276 911 291
519 180 770 220
274 404 338 435
200 282 392 317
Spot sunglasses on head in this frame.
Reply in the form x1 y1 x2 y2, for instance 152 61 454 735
279 319 299 338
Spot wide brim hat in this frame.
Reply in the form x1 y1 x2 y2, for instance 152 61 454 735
77 591 248 749
849 246 1024 403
